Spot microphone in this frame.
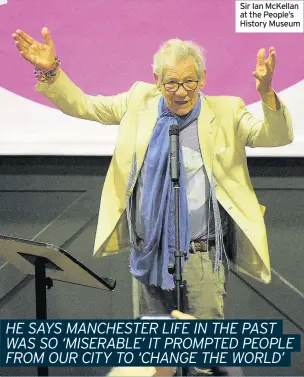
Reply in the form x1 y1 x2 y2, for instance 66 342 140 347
169 124 179 181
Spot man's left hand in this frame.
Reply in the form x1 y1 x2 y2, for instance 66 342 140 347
253 47 280 110
253 47 276 95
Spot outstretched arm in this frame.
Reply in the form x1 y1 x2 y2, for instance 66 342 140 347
12 27 134 125
235 47 293 147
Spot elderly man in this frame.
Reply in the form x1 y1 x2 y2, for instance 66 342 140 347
13 28 293 376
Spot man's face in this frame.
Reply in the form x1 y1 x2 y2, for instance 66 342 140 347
155 57 205 116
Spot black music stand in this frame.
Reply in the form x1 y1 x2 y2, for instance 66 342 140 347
0 234 116 377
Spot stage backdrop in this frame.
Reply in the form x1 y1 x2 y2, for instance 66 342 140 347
0 0 303 156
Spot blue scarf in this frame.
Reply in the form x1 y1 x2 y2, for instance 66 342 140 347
130 96 201 289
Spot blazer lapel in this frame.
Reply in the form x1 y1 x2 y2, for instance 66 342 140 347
135 93 160 175
197 96 217 180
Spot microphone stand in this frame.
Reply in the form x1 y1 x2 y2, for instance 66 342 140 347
168 124 187 377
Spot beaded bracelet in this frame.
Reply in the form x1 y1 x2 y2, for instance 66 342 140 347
34 57 61 82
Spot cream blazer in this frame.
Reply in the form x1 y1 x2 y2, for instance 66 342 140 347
37 71 293 284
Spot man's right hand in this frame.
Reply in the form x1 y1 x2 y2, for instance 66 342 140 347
12 27 56 71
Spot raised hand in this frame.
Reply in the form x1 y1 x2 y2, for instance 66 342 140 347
253 47 276 94
12 27 56 71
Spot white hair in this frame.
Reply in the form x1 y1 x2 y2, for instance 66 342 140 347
152 39 206 80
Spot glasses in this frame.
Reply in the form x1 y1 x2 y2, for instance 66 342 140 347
163 79 199 92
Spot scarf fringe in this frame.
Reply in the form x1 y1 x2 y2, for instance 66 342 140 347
126 153 138 249
210 175 230 272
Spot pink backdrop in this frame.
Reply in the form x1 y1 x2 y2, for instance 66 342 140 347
1 0 303 104
0 0 303 157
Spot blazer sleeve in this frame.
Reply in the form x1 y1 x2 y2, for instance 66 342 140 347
35 70 138 125
234 95 293 147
